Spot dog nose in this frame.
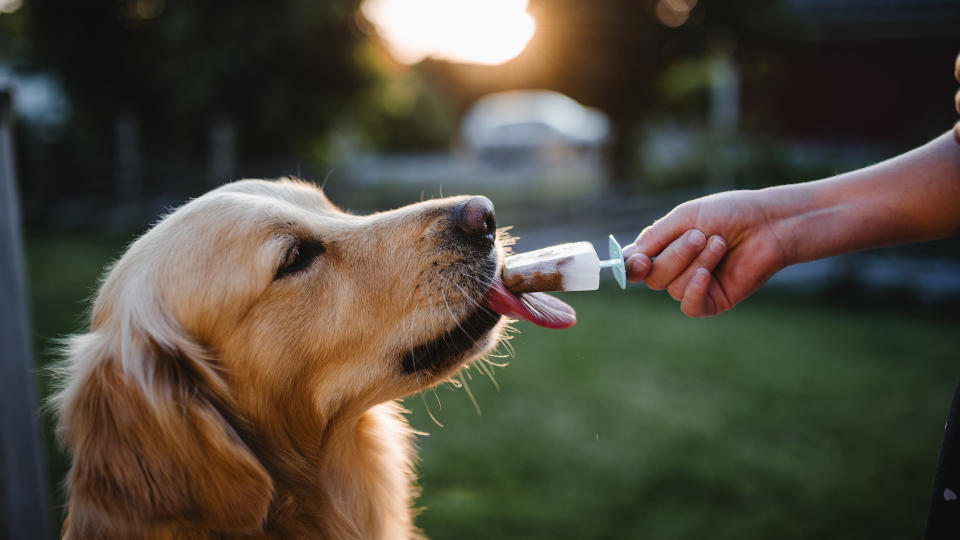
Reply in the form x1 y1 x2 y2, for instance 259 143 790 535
454 197 496 242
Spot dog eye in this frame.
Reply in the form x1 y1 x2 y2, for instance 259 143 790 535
275 240 325 280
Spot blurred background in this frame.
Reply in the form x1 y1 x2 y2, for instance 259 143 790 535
1 0 959 538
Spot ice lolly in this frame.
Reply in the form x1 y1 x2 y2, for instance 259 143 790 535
502 235 627 294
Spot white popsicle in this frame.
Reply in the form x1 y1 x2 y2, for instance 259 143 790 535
502 242 600 293
502 236 628 294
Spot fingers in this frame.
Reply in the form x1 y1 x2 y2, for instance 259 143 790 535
641 229 706 290
954 53 960 143
665 235 726 301
626 204 698 261
954 85 960 144
955 87 960 144
625 253 651 283
680 269 732 318
637 232 728 318
680 268 714 317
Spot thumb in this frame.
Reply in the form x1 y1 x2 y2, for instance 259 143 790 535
628 204 699 257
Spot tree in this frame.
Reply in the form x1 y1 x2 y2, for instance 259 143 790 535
25 0 374 197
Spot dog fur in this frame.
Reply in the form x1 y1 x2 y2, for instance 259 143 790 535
53 179 508 538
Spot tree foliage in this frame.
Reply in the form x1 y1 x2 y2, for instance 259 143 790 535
27 0 372 156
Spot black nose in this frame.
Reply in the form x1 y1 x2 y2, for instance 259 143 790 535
454 197 496 242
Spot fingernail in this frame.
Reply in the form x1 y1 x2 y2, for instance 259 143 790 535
687 229 706 249
628 255 648 276
709 237 725 253
622 243 638 258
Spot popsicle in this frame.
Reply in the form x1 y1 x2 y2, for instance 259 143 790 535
502 235 627 294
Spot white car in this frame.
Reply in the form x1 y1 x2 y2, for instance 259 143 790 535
460 90 610 164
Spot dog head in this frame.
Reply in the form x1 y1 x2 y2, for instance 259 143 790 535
54 179 510 533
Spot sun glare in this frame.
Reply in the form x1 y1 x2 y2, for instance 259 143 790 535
360 0 536 66
0 0 23 15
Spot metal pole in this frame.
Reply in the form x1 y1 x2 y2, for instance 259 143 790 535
0 89 50 539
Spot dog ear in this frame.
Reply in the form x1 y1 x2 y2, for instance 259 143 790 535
55 331 273 533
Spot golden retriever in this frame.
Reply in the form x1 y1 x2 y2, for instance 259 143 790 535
52 178 574 538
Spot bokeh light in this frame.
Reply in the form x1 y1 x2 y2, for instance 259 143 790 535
655 0 697 28
360 0 536 65
0 0 22 15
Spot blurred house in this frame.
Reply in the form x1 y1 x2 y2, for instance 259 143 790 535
756 0 960 143
639 0 960 191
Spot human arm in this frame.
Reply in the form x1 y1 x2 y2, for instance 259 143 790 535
623 130 960 317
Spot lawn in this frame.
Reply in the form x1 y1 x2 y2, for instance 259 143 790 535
26 233 959 539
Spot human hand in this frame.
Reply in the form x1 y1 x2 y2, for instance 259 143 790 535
954 52 960 144
622 190 797 318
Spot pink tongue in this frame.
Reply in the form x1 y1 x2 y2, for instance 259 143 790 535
483 278 576 329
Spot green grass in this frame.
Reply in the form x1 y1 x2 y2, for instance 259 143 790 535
26 232 132 534
25 233 959 539
405 290 958 539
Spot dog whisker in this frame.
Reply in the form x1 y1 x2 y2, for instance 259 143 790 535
440 288 464 352
401 298 425 376
419 391 444 428
475 360 500 392
399 275 423 320
437 273 484 312
484 335 515 364
438 287 470 344
458 372 482 416
456 269 498 294
434 264 520 413
454 272 488 291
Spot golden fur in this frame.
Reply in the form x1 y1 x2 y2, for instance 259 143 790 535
53 179 508 538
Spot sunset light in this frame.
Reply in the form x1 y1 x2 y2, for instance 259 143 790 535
360 0 536 66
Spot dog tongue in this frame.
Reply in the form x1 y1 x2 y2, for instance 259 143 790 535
484 278 576 329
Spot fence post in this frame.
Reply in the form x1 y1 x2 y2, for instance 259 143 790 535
0 90 50 538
